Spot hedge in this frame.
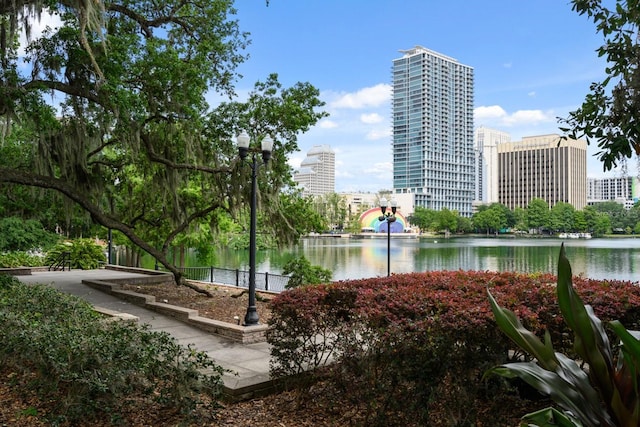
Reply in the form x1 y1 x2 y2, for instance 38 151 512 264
267 269 640 426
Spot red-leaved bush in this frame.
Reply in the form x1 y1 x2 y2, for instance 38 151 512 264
267 270 640 426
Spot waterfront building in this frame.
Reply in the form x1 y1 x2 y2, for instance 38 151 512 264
497 134 587 210
588 176 640 209
391 46 475 217
474 126 511 204
293 145 335 196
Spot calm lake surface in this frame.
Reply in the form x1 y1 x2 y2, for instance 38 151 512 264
199 236 640 283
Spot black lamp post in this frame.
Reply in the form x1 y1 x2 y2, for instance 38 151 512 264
379 197 397 277
237 130 273 326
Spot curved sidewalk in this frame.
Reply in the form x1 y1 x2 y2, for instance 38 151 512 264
14 269 273 400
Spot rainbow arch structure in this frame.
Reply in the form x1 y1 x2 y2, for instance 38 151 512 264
358 207 407 233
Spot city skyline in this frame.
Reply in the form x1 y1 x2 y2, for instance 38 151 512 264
228 0 627 193
25 1 631 193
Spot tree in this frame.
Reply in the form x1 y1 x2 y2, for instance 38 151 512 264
513 207 528 232
409 206 437 232
456 216 473 233
593 214 612 236
488 203 515 229
0 1 327 290
527 198 550 232
590 201 627 230
550 202 575 233
434 208 458 233
314 193 347 231
573 210 588 232
472 207 505 235
559 1 640 170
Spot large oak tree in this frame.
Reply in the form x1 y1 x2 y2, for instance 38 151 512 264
0 0 327 289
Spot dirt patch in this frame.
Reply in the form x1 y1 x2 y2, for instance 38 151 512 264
120 282 273 325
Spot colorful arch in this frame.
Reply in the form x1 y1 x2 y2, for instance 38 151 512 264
358 207 407 233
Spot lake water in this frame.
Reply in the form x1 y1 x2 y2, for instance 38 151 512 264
202 236 640 283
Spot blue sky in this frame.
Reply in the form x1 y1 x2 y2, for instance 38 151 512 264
229 0 622 193
26 1 622 193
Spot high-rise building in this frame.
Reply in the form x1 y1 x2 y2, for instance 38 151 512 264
392 46 475 216
293 145 335 196
474 126 511 204
498 134 587 210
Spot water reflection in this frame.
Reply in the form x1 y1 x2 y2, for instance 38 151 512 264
274 237 640 282
139 237 640 283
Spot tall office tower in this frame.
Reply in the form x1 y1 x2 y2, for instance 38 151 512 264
474 126 511 204
292 145 335 196
392 46 475 217
498 134 587 210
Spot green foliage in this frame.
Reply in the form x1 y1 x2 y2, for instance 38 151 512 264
408 206 437 232
560 1 640 170
282 255 332 289
269 269 640 425
0 1 328 280
488 244 640 426
527 198 550 231
434 207 459 232
0 280 224 424
549 202 576 233
313 193 347 231
0 251 45 267
0 216 59 251
45 239 106 269
473 204 508 233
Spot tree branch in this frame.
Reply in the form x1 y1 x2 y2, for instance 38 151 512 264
140 132 234 174
22 80 100 103
0 168 192 286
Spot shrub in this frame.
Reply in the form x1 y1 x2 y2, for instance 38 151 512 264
0 216 59 252
0 250 45 267
282 255 332 289
268 268 640 426
45 238 106 269
0 279 224 424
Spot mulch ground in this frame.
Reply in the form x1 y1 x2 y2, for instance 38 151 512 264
120 282 274 324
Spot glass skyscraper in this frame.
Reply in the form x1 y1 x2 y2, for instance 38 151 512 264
392 46 475 217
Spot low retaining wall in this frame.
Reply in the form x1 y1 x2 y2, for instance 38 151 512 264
0 267 33 276
83 277 269 344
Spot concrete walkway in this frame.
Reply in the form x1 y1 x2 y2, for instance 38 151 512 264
14 269 273 400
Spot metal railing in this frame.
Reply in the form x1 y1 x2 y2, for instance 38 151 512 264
167 266 290 293
48 251 71 271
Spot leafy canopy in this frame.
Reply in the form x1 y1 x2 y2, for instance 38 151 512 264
560 0 640 170
0 1 328 283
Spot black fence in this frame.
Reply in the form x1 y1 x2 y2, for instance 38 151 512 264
169 266 290 293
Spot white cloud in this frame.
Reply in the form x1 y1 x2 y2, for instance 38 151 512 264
474 105 554 128
329 84 391 109
528 91 536 97
474 105 507 120
319 119 338 129
503 62 513 68
360 113 383 124
504 109 553 125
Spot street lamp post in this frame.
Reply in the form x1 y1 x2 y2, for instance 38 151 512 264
379 197 397 277
237 130 273 326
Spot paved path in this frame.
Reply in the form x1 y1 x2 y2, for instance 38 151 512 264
14 269 273 399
